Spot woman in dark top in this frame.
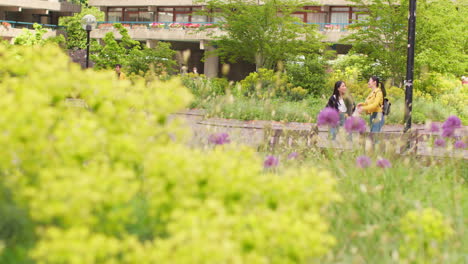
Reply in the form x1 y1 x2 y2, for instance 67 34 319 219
326 81 354 139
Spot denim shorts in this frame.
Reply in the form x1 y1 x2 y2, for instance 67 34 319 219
369 112 385 132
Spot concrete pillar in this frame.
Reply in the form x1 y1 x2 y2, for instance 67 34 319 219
203 44 219 78
146 39 158 48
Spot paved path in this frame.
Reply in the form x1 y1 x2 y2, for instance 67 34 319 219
172 109 468 159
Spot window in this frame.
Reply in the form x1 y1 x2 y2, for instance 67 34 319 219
292 13 306 22
330 6 351 24
108 7 122 22
351 8 368 23
307 12 327 23
157 11 173 22
108 7 151 22
156 6 206 22
302 6 327 24
191 7 207 22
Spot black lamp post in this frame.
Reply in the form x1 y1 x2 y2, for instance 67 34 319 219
81 14 97 69
404 0 417 132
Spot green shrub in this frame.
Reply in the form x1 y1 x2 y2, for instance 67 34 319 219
399 208 454 263
414 72 461 97
285 55 327 97
289 86 309 101
330 54 391 82
0 43 340 263
240 68 289 99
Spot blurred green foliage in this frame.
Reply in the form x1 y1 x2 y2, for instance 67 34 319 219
0 43 339 263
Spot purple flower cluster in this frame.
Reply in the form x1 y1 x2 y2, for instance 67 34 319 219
356 155 372 168
356 155 392 169
376 158 392 168
317 107 340 127
344 116 367 133
208 132 230 145
441 115 461 138
264 155 279 168
429 122 440 133
287 152 299 160
454 140 466 149
434 138 446 148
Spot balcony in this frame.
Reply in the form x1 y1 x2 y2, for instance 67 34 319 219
88 0 354 7
92 22 224 42
91 21 352 43
0 20 63 39
0 0 80 13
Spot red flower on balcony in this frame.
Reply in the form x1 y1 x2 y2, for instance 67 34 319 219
1 22 11 29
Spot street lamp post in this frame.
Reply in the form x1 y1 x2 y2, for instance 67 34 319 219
404 0 417 133
81 14 97 68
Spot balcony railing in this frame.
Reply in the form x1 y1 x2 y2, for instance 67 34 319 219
0 20 65 30
96 21 353 32
309 23 354 32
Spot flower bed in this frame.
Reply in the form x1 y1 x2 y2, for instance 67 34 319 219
169 23 183 29
2 21 12 29
131 24 148 29
98 23 113 29
150 22 165 29
324 24 341 32
184 23 201 29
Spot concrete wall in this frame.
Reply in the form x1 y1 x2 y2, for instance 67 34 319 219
90 0 203 7
91 27 225 42
0 0 80 12
89 0 354 7
0 27 61 41
91 27 349 43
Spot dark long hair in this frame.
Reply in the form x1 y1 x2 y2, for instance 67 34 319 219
371 76 386 98
333 80 344 100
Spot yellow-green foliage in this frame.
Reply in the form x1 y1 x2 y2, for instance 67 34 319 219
414 72 460 97
386 86 404 102
399 208 454 263
240 68 289 99
0 44 340 263
439 85 468 123
289 86 308 101
326 67 368 101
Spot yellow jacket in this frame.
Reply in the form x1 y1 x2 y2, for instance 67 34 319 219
118 72 126 80
361 88 383 114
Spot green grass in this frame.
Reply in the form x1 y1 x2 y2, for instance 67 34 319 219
190 94 465 125
269 146 468 263
192 95 327 123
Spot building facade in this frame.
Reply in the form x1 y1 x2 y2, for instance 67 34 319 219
88 0 363 78
0 0 364 78
0 0 81 41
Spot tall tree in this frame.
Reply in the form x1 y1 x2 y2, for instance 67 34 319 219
343 0 408 85
415 0 467 77
59 7 105 50
202 0 325 70
91 24 176 75
344 0 467 85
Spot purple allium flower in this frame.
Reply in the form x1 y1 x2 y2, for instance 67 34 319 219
442 115 462 131
287 152 299 160
356 155 372 168
454 140 466 149
376 158 392 169
434 138 446 148
208 132 230 145
317 107 340 127
441 127 455 138
344 116 367 133
429 123 440 133
264 155 279 168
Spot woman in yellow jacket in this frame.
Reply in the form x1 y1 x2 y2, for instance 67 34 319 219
357 76 386 132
